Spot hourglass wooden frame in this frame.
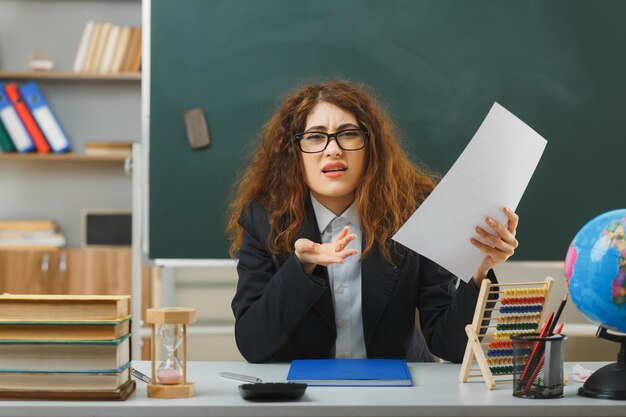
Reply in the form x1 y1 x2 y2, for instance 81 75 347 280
459 277 554 389
146 307 197 399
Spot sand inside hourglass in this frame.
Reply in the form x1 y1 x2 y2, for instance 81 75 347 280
157 368 182 384
157 324 183 385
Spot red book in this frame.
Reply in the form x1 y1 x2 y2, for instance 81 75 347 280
4 83 50 154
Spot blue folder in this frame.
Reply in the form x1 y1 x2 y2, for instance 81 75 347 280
19 81 71 153
286 359 413 386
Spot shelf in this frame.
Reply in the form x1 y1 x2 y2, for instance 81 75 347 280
0 71 140 82
0 153 130 162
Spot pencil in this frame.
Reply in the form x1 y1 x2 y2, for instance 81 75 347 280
554 322 564 335
517 312 553 389
547 293 568 335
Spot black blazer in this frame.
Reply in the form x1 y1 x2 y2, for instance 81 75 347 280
231 198 495 363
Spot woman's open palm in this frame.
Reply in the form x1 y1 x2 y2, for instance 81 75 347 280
294 226 358 274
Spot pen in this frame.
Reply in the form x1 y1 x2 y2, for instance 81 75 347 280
219 372 263 383
132 368 152 384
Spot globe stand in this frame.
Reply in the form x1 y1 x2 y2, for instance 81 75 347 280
578 326 626 400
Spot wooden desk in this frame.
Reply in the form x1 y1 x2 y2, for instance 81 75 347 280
0 361 622 417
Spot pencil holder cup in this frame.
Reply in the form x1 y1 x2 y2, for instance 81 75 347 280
511 333 567 399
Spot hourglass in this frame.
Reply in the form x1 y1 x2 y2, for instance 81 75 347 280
146 307 197 398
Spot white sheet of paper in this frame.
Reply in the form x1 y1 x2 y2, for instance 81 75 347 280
392 102 547 281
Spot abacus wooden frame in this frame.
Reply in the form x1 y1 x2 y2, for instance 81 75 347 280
459 277 554 389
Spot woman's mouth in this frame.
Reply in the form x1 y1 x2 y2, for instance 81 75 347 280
322 162 347 178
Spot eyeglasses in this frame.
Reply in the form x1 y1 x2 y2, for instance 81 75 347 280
294 129 369 153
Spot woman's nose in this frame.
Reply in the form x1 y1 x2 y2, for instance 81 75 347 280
325 137 342 155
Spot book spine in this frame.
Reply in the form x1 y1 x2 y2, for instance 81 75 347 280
0 83 35 153
0 297 130 321
90 22 112 74
4 83 50 154
0 117 16 152
110 26 131 74
129 27 142 73
82 22 103 73
19 81 71 153
0 220 56 231
0 232 66 248
72 20 95 73
0 338 130 373
99 25 120 74
121 27 139 72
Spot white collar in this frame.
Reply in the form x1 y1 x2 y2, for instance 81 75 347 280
310 193 361 233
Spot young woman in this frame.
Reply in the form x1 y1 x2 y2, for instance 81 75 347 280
227 81 518 363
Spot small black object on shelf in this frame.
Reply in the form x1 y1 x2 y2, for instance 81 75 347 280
578 326 626 400
238 382 307 401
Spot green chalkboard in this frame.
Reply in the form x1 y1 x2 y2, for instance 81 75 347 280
149 0 626 260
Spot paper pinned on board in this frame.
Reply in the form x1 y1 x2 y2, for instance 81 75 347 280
392 102 547 282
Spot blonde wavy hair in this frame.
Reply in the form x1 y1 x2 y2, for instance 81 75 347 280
226 80 438 263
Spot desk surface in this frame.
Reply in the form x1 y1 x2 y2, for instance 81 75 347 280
0 361 622 417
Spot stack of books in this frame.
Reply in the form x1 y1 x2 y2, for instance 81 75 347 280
0 220 66 249
72 21 142 74
0 294 135 400
0 81 71 154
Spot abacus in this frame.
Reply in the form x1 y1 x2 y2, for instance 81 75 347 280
459 277 554 389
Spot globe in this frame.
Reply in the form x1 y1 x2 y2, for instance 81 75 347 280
565 209 626 400
564 209 626 333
